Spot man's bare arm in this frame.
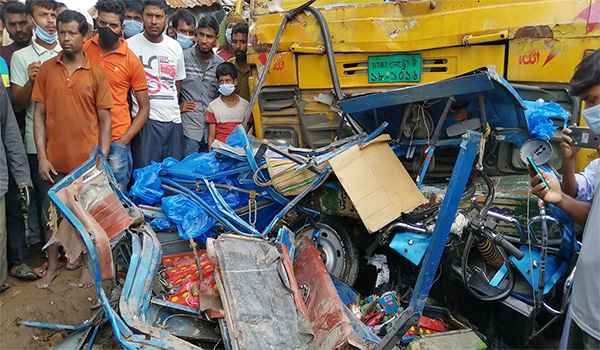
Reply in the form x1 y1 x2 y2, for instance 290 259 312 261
553 192 591 225
176 80 182 99
562 157 578 198
531 171 592 225
12 61 42 112
97 109 112 156
33 102 47 160
561 128 580 198
119 89 149 145
207 123 216 152
11 81 34 112
33 102 57 182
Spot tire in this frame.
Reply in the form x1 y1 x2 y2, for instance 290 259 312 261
295 216 360 286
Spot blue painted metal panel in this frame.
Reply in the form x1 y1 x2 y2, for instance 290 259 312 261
340 69 530 147
276 226 296 261
46 147 136 349
340 72 495 113
489 247 570 297
376 131 482 350
510 247 567 294
389 232 432 266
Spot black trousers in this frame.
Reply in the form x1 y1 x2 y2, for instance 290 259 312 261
5 174 25 267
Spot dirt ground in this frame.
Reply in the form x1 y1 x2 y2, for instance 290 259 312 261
0 251 102 350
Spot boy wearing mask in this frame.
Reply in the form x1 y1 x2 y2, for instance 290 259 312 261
206 62 250 151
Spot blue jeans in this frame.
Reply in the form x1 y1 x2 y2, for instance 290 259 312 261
183 136 207 157
108 141 133 192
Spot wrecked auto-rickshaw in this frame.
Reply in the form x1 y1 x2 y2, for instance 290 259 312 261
20 68 577 350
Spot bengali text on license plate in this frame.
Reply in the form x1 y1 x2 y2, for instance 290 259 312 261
368 54 422 84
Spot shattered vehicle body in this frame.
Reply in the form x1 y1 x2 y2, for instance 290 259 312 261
332 69 579 348
25 66 580 349
33 128 388 349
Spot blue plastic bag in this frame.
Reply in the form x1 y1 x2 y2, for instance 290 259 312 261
225 128 245 148
523 100 568 140
149 218 172 231
161 194 217 242
170 151 236 177
129 157 179 205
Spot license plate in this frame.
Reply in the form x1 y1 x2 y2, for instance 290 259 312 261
368 54 422 84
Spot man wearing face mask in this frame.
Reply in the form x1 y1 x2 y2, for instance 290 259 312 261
123 0 143 39
529 49 600 350
180 15 222 156
168 9 195 51
83 0 150 192
216 12 244 62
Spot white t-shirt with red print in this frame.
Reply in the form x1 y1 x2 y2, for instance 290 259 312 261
127 33 186 123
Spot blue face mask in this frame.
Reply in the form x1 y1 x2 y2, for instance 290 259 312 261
123 20 143 38
582 104 600 135
176 32 194 50
219 83 236 96
34 21 57 44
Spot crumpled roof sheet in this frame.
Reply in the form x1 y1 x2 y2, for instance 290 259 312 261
166 0 219 7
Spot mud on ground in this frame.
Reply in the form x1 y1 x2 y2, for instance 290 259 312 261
0 252 108 350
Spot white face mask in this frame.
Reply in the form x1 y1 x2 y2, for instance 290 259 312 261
225 27 233 45
582 104 600 135
219 83 236 96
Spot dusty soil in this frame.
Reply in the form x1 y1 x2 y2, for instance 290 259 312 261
0 251 103 350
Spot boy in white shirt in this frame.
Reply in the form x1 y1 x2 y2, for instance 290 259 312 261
206 62 250 151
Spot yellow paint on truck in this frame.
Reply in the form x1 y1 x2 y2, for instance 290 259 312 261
243 0 600 169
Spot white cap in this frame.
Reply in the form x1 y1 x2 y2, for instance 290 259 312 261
75 8 94 28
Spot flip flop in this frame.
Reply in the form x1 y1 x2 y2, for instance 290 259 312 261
9 264 39 280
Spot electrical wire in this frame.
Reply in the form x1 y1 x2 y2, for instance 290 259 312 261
432 264 443 286
527 189 537 336
159 313 201 328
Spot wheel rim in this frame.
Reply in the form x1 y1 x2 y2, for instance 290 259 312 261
297 223 345 277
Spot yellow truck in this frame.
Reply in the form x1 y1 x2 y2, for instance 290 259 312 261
242 0 600 171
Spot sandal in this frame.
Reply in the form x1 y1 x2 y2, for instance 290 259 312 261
9 264 39 280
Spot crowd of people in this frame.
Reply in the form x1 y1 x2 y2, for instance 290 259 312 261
0 0 254 295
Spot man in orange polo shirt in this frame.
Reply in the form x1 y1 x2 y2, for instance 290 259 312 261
83 0 150 192
32 10 113 289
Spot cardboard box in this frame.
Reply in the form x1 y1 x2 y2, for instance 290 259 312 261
329 135 427 233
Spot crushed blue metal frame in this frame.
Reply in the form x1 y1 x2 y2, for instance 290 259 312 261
340 68 530 150
22 121 389 349
376 131 483 350
21 68 579 349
